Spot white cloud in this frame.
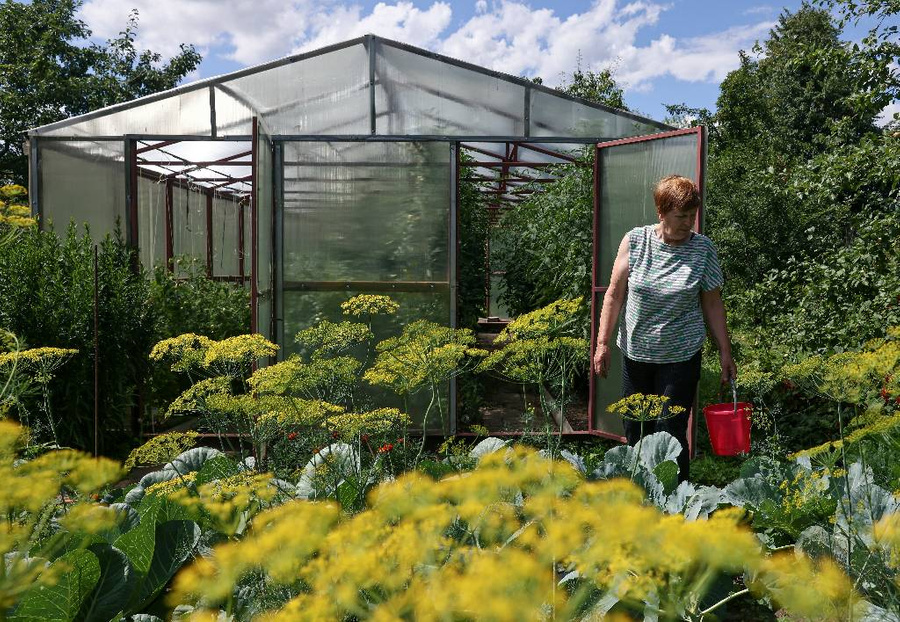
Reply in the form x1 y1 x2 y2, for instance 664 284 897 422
294 2 453 54
743 5 775 16
77 0 774 96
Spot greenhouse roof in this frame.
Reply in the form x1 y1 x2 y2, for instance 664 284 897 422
29 35 670 141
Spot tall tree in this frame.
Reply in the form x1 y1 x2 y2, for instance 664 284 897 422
705 3 898 286
0 0 201 185
556 57 628 110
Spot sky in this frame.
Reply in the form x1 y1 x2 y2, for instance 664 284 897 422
75 0 898 123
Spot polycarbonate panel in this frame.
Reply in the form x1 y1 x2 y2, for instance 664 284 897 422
375 42 526 136
591 130 702 436
39 140 125 242
591 295 626 437
137 175 166 270
596 133 698 285
38 88 211 137
282 289 450 432
530 90 661 139
282 141 450 282
256 127 274 340
488 274 510 318
216 44 369 137
211 196 242 277
171 184 208 271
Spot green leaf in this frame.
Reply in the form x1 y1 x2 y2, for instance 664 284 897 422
78 544 135 622
130 520 201 612
166 447 223 475
637 432 682 472
11 549 101 622
336 480 360 510
652 461 679 495
194 454 239 485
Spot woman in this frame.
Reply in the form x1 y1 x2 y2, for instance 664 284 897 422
592 175 736 481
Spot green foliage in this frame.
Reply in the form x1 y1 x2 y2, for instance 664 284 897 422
457 153 489 329
0 1 201 184
149 258 250 343
492 149 593 321
0 223 154 450
556 57 628 110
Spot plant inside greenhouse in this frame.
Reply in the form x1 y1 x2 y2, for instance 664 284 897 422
1 0 899 619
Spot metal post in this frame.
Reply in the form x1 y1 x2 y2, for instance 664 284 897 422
250 118 259 334
238 202 245 280
274 142 285 359
523 86 531 138
367 34 377 135
28 137 41 225
164 178 174 271
449 142 459 435
93 245 100 457
588 145 600 434
206 190 213 277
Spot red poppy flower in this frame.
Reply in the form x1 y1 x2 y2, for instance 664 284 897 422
882 388 891 402
361 434 370 443
378 443 394 453
287 432 297 441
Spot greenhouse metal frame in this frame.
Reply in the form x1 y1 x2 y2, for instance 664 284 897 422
27 34 706 440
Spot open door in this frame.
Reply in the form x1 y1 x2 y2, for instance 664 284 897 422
589 126 706 442
251 117 275 342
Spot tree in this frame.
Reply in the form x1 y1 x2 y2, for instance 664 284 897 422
0 0 201 185
704 3 898 287
556 57 628 110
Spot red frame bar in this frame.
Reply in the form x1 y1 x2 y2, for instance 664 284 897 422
588 126 706 444
205 190 213 278
128 139 139 252
164 178 174 272
238 201 246 281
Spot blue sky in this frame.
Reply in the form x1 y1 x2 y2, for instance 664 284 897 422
76 0 895 123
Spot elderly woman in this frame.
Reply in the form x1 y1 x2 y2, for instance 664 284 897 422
592 175 736 481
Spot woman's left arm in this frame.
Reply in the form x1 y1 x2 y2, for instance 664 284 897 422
700 287 737 384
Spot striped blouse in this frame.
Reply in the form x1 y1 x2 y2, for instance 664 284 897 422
617 225 724 363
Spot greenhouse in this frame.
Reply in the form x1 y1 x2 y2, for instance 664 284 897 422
26 34 706 440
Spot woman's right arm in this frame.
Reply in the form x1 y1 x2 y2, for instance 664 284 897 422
592 234 630 378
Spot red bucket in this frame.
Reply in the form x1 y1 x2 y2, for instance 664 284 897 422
703 401 752 455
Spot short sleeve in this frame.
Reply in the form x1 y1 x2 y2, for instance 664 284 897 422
700 240 724 291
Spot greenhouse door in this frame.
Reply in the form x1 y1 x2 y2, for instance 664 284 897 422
252 117 275 343
589 126 706 443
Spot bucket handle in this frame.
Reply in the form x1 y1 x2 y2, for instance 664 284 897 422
730 377 738 416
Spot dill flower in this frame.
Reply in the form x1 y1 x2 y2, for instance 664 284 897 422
203 334 278 369
168 472 278 536
0 347 78 374
753 552 860 619
495 297 583 343
294 320 372 357
150 333 213 372
324 407 410 439
341 294 400 317
145 471 197 496
124 431 199 470
166 376 232 418
257 398 344 427
364 320 487 395
607 393 685 422
249 355 360 397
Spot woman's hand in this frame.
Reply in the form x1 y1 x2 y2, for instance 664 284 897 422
720 351 737 385
593 343 611 378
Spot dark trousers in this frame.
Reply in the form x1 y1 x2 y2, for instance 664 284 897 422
622 350 701 482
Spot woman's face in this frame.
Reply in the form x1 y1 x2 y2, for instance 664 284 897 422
657 206 698 242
